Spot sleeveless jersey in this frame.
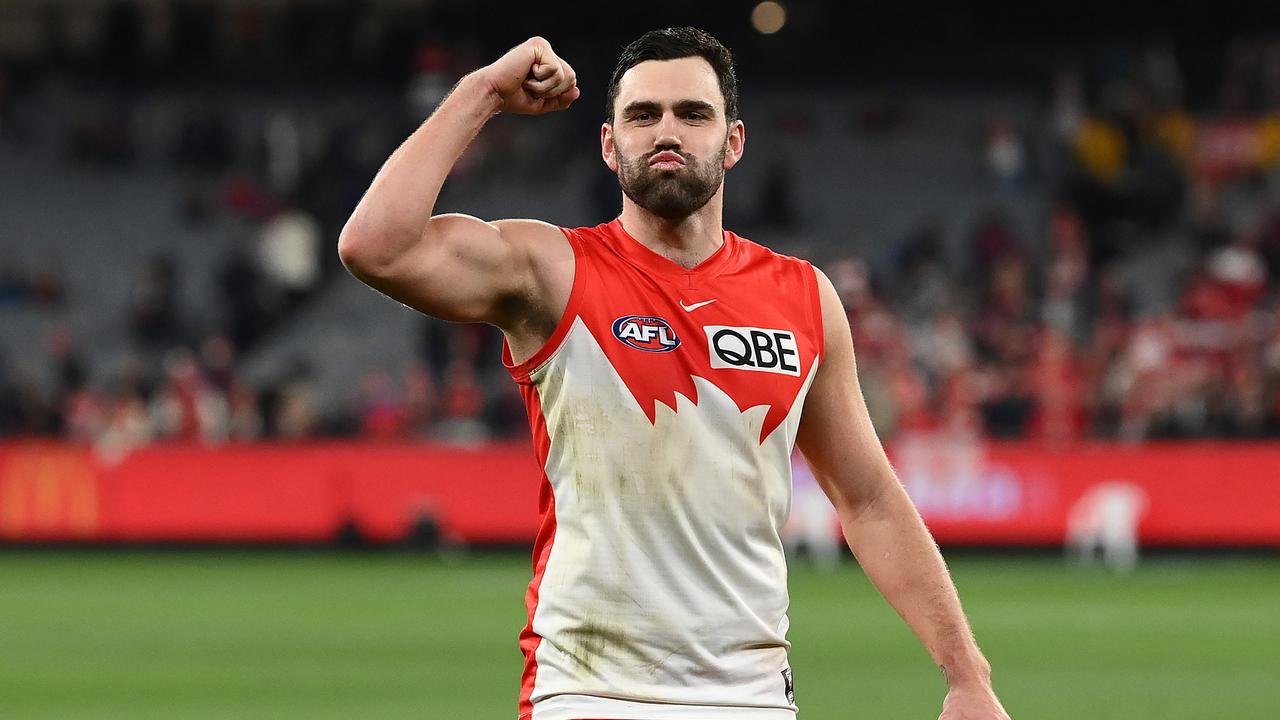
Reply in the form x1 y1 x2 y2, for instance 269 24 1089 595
503 219 825 720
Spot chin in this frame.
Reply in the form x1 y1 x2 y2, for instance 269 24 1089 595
647 199 708 219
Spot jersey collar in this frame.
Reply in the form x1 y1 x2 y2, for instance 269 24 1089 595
606 217 737 286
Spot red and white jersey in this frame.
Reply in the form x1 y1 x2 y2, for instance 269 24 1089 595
504 219 825 720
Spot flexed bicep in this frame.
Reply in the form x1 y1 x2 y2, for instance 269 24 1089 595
342 214 569 329
336 36 579 332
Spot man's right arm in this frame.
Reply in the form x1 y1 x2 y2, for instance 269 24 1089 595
337 37 579 329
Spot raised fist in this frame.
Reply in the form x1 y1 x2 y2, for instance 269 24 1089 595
480 37 580 115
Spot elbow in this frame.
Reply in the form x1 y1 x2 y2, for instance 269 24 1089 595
338 217 441 287
336 223 368 275
336 218 400 280
830 468 898 526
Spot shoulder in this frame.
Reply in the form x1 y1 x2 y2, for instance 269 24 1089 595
490 218 574 249
486 218 577 272
726 231 831 353
726 230 825 301
728 230 817 272
472 218 576 332
499 219 625 258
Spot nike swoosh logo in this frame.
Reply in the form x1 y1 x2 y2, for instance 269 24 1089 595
680 299 718 312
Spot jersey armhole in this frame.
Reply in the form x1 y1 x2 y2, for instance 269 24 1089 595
502 226 585 384
803 261 826 365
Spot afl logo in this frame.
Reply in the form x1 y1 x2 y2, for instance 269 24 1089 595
612 315 681 352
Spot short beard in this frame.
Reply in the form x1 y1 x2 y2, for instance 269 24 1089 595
616 143 727 220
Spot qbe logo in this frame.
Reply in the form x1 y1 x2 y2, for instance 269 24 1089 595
612 315 681 352
705 325 800 376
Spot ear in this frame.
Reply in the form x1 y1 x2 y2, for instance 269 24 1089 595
601 122 618 173
723 119 746 170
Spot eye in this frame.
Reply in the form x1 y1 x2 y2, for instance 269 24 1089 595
686 112 706 120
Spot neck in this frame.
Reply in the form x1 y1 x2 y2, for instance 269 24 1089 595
617 188 725 270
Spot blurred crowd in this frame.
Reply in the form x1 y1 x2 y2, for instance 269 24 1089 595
1 3 1279 451
835 201 1280 444
0 1 522 449
0 323 525 459
842 39 1280 443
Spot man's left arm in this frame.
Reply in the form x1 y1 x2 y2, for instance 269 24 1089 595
794 268 1011 720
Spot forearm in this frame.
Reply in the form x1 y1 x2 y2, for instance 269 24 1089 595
840 477 991 688
339 72 501 268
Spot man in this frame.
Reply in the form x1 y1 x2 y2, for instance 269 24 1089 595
339 27 1011 720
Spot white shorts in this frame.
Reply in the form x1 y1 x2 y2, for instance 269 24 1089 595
528 694 798 720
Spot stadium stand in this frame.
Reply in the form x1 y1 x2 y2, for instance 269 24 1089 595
1 1 1278 447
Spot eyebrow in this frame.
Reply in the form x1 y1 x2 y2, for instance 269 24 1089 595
621 99 718 117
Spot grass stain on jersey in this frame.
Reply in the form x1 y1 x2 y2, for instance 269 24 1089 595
560 617 627 678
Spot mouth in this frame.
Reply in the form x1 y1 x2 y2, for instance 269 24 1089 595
648 151 686 170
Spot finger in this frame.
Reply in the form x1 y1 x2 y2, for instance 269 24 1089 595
525 60 561 84
528 61 556 82
547 61 577 96
546 85 580 110
524 68 565 95
522 78 558 96
546 77 576 98
555 84 581 108
532 61 573 98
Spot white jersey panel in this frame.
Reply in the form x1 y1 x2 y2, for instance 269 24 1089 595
526 317 818 717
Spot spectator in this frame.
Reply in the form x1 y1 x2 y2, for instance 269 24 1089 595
984 117 1028 191
1028 329 1088 445
94 381 152 464
357 369 407 440
129 257 183 348
432 361 488 445
256 206 323 309
150 349 227 443
219 236 273 351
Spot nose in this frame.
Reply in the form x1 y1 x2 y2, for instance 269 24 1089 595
654 111 681 150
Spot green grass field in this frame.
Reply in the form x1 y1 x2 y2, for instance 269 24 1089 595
1 551 1277 719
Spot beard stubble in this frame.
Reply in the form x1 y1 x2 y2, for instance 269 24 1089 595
615 142 728 220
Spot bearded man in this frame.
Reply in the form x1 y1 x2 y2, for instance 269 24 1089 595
339 27 1011 720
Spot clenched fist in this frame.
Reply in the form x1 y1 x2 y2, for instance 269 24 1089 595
479 37 580 115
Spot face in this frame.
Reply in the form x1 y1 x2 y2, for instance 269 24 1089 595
603 57 745 219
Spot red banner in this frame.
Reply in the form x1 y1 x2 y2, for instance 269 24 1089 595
0 442 541 544
889 437 1280 546
1 440 1277 546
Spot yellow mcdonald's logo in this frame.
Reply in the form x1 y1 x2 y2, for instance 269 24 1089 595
0 445 100 538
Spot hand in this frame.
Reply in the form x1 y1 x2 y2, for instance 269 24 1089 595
478 36 580 115
938 683 1012 720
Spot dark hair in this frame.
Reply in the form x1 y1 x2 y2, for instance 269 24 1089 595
605 27 739 124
